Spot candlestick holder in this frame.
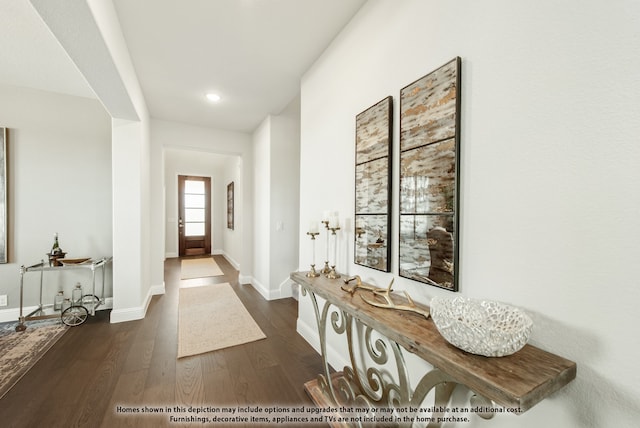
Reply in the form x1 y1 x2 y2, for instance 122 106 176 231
306 231 320 278
321 220 331 274
326 226 341 279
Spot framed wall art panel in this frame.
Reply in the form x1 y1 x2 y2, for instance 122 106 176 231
355 157 389 214
400 138 456 214
399 57 461 291
0 127 7 263
354 214 388 271
354 96 392 272
227 181 234 230
400 58 459 152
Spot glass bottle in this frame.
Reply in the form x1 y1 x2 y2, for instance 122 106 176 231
72 283 83 304
61 298 72 312
51 233 62 255
54 291 64 311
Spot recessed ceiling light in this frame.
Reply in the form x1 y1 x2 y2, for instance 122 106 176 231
206 93 221 102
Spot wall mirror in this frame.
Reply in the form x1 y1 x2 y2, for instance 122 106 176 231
399 57 461 290
354 96 392 272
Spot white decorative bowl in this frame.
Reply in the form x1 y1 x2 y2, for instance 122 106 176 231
430 296 533 357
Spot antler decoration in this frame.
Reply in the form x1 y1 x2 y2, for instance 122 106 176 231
342 276 430 320
342 275 392 295
361 278 430 320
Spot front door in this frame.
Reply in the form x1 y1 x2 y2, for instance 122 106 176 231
178 175 211 256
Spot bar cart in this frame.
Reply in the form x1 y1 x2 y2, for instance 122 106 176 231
15 257 112 331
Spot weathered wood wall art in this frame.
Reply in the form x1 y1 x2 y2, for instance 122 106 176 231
399 57 461 290
354 96 393 272
0 127 6 264
227 181 234 230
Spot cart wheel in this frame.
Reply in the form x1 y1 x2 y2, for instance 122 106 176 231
81 294 101 307
61 305 88 327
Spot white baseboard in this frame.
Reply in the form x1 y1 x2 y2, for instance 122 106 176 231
0 297 115 323
149 282 165 298
165 252 178 258
249 277 271 300
220 251 240 271
0 306 39 323
109 306 145 324
277 277 294 299
296 316 344 372
241 276 295 301
110 282 165 324
238 273 252 285
296 316 322 354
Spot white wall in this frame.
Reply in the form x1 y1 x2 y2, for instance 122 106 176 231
297 1 640 427
29 0 155 324
221 156 243 268
151 119 252 276
0 84 112 320
270 96 301 295
149 123 165 290
251 97 301 300
111 118 148 320
163 148 236 258
252 118 271 293
88 1 154 324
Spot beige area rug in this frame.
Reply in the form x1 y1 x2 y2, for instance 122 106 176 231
0 322 68 399
178 282 266 358
180 257 224 279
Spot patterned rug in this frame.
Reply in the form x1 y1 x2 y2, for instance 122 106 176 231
0 320 68 399
177 282 265 358
180 257 224 279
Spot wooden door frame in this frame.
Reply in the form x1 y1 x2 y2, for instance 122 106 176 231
178 175 212 256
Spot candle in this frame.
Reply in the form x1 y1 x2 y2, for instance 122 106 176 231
322 210 331 222
308 221 319 234
329 215 340 229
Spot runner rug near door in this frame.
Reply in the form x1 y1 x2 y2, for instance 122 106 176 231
0 322 67 399
180 257 223 279
177 282 266 358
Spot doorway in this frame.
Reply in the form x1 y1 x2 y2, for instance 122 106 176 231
178 175 211 256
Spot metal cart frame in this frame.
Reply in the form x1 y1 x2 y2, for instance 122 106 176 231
15 257 112 331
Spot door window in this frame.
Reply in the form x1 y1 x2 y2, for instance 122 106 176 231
184 180 206 237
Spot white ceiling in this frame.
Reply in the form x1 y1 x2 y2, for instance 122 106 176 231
0 0 366 133
0 0 95 99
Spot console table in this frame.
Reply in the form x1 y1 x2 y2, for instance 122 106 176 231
291 271 576 427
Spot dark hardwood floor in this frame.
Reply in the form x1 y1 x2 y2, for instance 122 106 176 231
0 256 325 427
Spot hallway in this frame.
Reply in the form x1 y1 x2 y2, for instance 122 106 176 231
0 256 324 427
